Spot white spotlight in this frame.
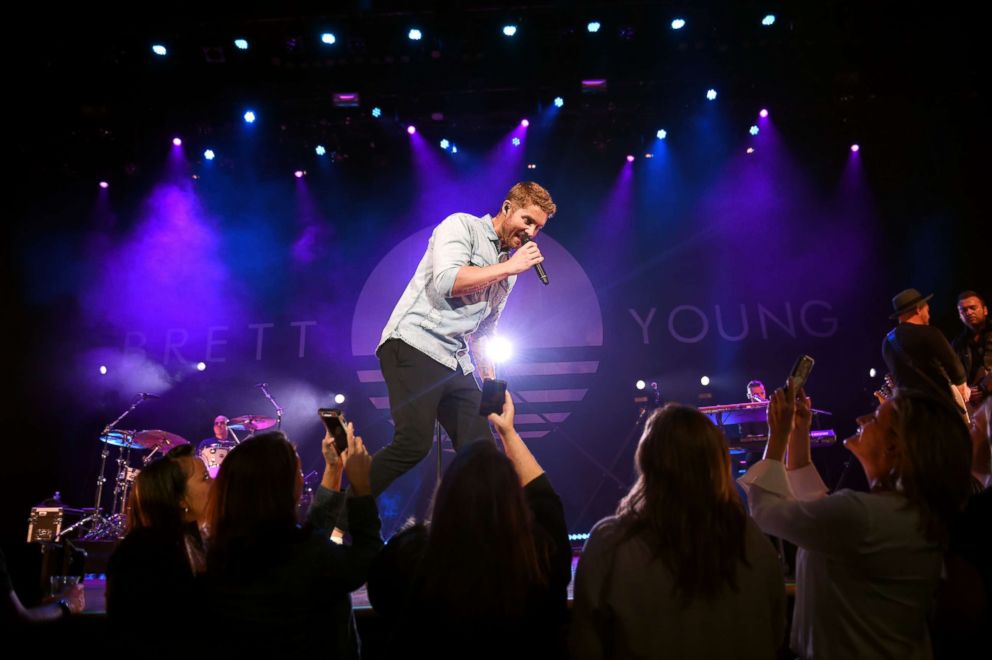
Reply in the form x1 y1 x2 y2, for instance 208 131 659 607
486 337 514 363
635 380 646 390
334 393 346 404
700 376 710 386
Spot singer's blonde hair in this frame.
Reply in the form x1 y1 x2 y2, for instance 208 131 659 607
505 181 556 218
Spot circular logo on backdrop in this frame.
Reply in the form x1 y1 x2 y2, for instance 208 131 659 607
351 225 604 440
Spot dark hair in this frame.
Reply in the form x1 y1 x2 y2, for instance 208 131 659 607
419 441 546 618
957 290 986 305
206 432 301 575
746 380 764 391
889 390 973 544
617 404 748 604
127 444 195 538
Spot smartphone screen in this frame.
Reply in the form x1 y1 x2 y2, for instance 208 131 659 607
318 408 348 454
479 379 508 416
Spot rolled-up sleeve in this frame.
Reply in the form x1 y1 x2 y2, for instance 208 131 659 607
431 214 474 298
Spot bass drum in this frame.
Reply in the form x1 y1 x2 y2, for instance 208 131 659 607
197 440 236 479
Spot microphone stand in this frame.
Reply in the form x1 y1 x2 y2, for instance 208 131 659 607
257 383 285 429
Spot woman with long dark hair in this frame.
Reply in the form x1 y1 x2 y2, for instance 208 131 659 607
368 391 572 658
204 426 381 658
741 385 973 660
570 404 785 659
106 444 212 628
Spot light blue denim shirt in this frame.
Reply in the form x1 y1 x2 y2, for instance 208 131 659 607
378 213 515 373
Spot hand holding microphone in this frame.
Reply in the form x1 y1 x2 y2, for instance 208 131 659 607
508 235 549 285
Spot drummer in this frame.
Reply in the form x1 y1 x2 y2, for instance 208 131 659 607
197 415 237 479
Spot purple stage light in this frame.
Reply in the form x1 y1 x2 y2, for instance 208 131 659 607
99 365 108 375
407 125 417 135
759 108 769 118
520 119 530 127
99 181 109 189
294 170 305 178
581 79 608 93
746 147 755 154
172 137 182 146
196 362 207 372
850 144 860 152
626 155 635 162
512 137 521 146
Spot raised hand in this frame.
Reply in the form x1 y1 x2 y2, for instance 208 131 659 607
343 424 372 496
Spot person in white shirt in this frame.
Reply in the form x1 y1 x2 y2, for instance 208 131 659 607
739 383 972 660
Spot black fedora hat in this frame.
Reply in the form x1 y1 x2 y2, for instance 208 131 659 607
890 288 933 319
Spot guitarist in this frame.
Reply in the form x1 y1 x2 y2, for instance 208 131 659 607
881 288 969 413
952 290 992 409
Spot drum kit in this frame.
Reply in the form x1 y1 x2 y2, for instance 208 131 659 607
59 392 281 541
197 415 279 478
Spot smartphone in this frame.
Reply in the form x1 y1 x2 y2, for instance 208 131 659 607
788 355 815 391
479 379 508 416
318 408 349 454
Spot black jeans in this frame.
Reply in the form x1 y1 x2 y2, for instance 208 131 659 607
371 339 494 496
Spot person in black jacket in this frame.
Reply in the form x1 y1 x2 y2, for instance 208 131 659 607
368 390 571 659
882 288 968 409
204 427 382 658
953 290 992 408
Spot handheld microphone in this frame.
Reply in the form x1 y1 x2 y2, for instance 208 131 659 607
519 235 549 285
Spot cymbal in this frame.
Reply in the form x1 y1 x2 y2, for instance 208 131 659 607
133 429 190 451
228 415 278 431
100 429 141 449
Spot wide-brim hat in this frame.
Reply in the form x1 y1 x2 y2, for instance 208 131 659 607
890 288 933 319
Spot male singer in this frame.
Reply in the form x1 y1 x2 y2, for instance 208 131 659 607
372 181 556 495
